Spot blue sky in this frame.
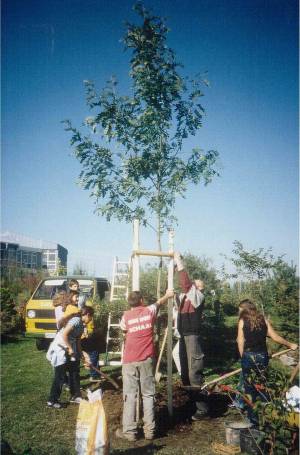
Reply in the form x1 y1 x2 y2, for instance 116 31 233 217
2 0 299 278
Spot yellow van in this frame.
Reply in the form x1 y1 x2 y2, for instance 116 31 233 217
25 276 110 350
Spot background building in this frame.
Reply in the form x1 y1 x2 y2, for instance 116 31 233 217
0 232 68 275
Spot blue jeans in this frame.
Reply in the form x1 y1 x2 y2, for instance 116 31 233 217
232 373 245 409
241 351 269 424
89 350 100 378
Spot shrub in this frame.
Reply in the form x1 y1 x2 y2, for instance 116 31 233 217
251 363 297 454
0 287 23 335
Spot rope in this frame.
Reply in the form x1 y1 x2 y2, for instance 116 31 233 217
211 442 241 454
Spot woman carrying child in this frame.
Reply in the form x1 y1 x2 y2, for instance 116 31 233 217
46 304 94 408
237 299 297 424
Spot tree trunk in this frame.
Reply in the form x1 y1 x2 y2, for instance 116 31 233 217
156 211 162 299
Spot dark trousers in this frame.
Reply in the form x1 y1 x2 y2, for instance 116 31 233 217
89 350 100 378
48 358 81 402
241 351 269 424
179 335 208 414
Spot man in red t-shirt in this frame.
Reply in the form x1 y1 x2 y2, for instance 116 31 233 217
116 289 173 442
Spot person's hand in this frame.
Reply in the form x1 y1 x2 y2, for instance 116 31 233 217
173 252 184 271
165 289 174 299
289 343 298 351
82 353 92 369
68 347 74 356
173 251 181 262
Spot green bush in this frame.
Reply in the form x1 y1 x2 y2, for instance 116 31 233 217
253 364 297 454
0 287 23 335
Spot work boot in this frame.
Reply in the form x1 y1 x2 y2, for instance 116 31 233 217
191 410 208 421
115 428 137 442
144 433 155 440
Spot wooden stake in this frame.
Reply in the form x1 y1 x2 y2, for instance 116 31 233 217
132 219 140 291
167 229 174 418
155 327 168 382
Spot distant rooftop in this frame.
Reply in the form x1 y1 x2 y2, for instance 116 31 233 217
0 231 60 250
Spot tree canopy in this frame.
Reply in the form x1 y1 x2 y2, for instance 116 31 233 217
64 2 219 241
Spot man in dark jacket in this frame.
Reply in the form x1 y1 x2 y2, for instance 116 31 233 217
174 252 208 420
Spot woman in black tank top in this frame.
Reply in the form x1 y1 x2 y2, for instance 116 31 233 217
236 299 297 425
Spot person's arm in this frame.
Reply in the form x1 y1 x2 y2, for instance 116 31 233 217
156 290 174 306
120 314 127 332
237 319 245 357
62 324 74 355
173 252 193 293
266 321 298 350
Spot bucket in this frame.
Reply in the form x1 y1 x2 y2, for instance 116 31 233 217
240 428 267 454
224 421 252 446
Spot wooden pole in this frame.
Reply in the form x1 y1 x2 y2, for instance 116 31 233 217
132 219 140 291
155 327 168 382
167 229 174 418
201 348 296 390
133 249 174 258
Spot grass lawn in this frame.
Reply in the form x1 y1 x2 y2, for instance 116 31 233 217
2 336 233 455
1 337 80 455
2 320 297 455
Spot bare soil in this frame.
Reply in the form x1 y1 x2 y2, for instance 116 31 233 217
96 378 242 455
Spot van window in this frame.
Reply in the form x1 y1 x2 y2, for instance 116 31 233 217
33 279 68 299
69 279 94 298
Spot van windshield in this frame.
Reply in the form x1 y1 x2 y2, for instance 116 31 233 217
32 278 108 300
32 279 94 300
76 280 94 298
33 279 68 299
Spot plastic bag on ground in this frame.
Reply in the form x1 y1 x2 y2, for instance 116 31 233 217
76 389 109 455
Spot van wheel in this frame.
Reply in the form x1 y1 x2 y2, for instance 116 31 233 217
36 339 50 351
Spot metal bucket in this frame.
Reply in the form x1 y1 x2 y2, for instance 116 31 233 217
224 421 252 446
240 428 267 455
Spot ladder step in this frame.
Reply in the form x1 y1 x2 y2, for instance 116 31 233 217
113 285 127 288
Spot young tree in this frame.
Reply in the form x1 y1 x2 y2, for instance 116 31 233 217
224 241 288 315
72 263 89 276
272 260 298 335
64 3 219 294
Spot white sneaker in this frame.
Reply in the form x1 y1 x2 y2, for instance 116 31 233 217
70 396 84 404
47 401 62 409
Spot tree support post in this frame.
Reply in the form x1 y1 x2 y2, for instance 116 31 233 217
131 219 174 418
167 229 174 418
132 219 140 291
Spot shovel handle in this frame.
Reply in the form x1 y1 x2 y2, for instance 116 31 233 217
90 365 120 390
201 348 297 390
